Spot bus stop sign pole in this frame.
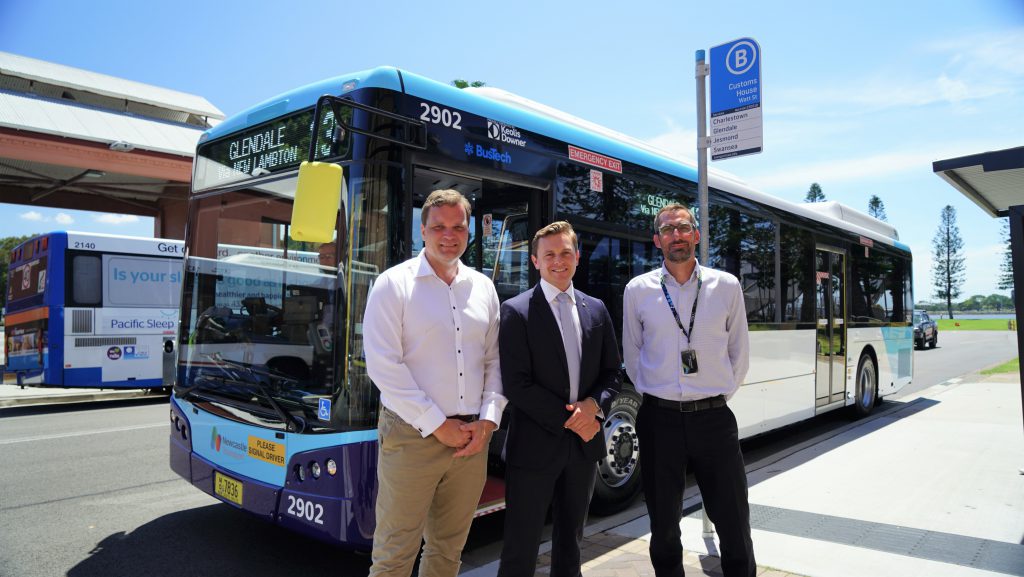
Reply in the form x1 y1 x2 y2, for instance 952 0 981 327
695 49 715 538
696 50 710 264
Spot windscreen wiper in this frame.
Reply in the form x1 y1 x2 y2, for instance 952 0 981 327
200 353 307 433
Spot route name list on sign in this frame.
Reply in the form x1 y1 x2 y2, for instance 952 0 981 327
710 104 763 160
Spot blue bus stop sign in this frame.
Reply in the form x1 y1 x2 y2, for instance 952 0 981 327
709 37 763 160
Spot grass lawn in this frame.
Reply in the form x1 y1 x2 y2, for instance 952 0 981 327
936 318 1016 331
982 358 1019 375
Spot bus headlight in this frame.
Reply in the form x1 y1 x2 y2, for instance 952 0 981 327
295 464 306 482
326 459 337 476
310 461 321 479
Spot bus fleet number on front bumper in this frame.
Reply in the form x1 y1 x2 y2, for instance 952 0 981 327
286 495 324 525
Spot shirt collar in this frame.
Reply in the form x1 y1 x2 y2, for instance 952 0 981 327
540 278 575 304
660 259 701 286
414 250 467 282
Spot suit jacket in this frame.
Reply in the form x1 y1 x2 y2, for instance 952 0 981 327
499 284 621 468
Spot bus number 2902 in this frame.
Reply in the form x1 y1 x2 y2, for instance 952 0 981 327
419 103 462 130
286 495 324 525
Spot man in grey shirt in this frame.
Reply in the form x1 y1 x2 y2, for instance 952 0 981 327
623 203 755 577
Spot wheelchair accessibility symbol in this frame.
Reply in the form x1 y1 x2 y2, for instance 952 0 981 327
318 398 332 421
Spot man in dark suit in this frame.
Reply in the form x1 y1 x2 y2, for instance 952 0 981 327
496 221 621 577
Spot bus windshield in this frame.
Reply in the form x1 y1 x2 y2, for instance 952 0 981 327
178 178 374 433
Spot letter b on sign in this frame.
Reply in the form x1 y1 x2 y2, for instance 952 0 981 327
725 40 757 75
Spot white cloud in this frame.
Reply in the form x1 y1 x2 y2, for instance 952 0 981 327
55 213 74 225
740 150 938 191
928 29 1024 78
738 138 1022 194
769 30 1024 116
95 214 140 225
645 125 698 161
20 211 44 221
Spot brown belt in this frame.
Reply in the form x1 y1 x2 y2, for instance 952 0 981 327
449 414 478 423
643 393 726 412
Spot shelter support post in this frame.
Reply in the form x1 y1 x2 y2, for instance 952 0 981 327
1009 204 1024 433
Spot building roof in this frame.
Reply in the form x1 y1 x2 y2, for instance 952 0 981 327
0 51 222 119
0 51 225 157
933 146 1024 217
0 89 207 157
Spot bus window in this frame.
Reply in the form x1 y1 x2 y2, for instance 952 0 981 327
71 255 101 305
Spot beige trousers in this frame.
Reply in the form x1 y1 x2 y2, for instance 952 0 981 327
369 408 488 577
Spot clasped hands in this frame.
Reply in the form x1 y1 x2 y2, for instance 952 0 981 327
433 418 496 458
563 397 601 441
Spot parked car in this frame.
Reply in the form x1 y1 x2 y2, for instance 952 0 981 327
913 310 938 349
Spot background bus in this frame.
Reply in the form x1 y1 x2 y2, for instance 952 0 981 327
4 231 183 389
169 66 913 549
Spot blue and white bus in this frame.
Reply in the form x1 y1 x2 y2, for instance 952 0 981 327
4 232 183 389
170 67 913 549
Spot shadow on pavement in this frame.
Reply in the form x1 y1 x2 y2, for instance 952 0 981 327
68 503 371 577
740 397 941 488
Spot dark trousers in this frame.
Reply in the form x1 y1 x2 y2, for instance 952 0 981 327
497 439 597 577
637 399 755 577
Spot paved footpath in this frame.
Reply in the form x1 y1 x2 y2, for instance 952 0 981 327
0 383 156 408
467 372 1023 577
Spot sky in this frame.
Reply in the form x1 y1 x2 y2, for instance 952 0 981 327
1 0 1022 302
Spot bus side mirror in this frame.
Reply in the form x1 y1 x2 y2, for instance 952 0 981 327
292 161 342 243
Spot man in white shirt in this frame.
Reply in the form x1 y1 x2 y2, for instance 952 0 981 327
363 189 506 577
623 203 755 577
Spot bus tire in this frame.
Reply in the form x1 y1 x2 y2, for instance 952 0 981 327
853 352 877 417
591 389 642 515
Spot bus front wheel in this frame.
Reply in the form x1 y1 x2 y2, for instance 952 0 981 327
853 352 877 417
591 389 642 515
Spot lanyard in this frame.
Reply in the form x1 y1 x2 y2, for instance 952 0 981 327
660 266 702 342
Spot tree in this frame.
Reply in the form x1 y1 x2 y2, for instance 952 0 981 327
451 79 486 89
867 195 888 221
1 234 36 308
804 183 825 203
931 205 966 319
998 218 1013 291
983 293 1012 311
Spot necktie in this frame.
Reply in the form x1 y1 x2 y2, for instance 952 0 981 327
556 292 580 403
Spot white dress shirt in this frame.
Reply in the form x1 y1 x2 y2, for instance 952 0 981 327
538 279 582 358
623 261 749 401
363 252 507 437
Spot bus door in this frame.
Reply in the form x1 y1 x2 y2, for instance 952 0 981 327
814 247 846 407
411 166 544 303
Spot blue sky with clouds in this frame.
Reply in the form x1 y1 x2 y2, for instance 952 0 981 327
1 0 1022 300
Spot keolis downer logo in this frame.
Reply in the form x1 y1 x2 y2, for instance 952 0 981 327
486 119 527 147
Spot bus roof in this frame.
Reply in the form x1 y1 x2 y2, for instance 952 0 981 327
10 231 183 261
202 66 907 252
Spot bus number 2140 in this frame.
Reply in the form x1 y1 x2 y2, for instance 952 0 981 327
286 495 324 525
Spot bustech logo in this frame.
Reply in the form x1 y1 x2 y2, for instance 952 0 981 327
464 142 512 165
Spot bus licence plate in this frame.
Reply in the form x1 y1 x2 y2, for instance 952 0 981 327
215 472 243 506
